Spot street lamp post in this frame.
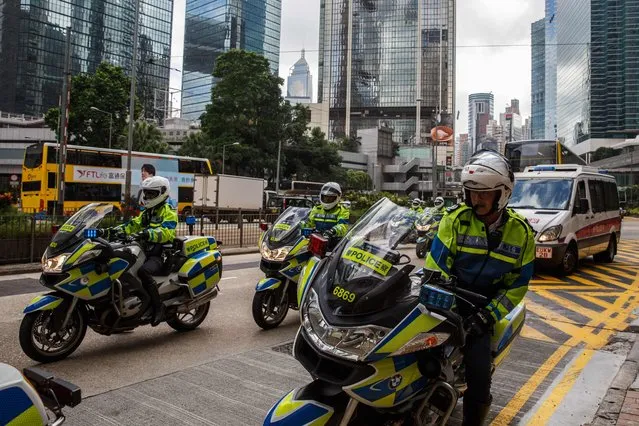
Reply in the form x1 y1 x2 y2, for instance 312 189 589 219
90 107 113 149
222 142 240 175
275 139 282 194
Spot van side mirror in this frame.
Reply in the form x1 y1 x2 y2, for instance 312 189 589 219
578 198 589 214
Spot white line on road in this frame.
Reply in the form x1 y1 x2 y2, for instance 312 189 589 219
220 277 237 281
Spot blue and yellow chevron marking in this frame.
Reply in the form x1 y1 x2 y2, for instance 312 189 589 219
281 252 312 282
263 390 334 426
366 305 444 362
179 248 221 296
23 294 63 314
289 237 309 258
345 354 426 407
191 263 220 295
0 387 43 425
297 257 320 307
256 277 282 292
492 302 526 367
55 258 129 300
66 241 98 265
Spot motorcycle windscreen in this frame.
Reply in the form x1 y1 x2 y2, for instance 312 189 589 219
317 198 415 316
46 203 114 257
267 207 310 247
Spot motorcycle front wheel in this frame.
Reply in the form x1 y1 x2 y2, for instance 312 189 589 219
252 290 289 330
19 308 87 363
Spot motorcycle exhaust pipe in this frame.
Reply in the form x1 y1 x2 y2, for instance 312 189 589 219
177 287 219 313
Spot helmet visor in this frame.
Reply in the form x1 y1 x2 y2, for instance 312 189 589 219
142 189 161 200
321 194 338 205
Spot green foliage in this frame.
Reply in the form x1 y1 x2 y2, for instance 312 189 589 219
343 191 410 222
345 170 372 191
592 147 622 162
338 136 361 153
120 121 169 154
44 63 140 149
283 124 344 183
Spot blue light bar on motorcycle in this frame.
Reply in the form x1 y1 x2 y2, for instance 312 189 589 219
84 228 98 239
185 216 196 226
302 228 313 237
420 285 455 311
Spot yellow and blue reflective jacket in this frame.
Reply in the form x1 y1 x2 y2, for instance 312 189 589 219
305 204 350 237
425 204 535 322
411 206 424 214
116 202 178 244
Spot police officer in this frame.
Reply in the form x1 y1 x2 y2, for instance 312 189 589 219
431 196 445 213
305 182 350 241
103 176 178 326
410 198 424 214
425 150 535 425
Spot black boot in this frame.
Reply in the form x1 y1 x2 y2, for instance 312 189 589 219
146 280 164 327
462 396 492 426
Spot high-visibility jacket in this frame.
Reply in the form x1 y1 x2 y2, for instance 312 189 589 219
305 204 350 237
425 204 535 322
116 202 178 244
411 206 424 214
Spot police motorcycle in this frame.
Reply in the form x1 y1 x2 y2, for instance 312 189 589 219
19 203 222 363
415 210 444 259
253 207 313 330
389 208 420 245
264 198 525 425
1 363 81 425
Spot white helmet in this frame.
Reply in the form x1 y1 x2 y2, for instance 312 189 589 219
139 176 170 209
412 198 421 208
434 197 445 208
320 182 342 210
462 150 514 212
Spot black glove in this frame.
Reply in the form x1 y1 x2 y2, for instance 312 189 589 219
96 228 108 238
133 230 151 242
466 308 495 336
323 228 337 239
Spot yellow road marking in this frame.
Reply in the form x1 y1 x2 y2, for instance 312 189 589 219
520 324 557 344
492 288 637 425
591 264 637 280
534 290 601 321
570 272 629 290
526 302 604 347
531 285 605 291
536 273 563 281
569 293 616 310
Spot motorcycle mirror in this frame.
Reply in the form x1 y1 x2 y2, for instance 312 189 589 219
308 234 329 258
51 224 60 235
259 223 269 232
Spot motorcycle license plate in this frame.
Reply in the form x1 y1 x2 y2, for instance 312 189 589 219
536 247 553 259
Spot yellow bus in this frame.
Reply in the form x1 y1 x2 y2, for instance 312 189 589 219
21 142 212 215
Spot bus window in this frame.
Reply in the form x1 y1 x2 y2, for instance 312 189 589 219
178 187 194 203
48 172 57 189
22 181 41 192
70 150 122 167
24 144 43 169
178 159 196 173
65 183 121 202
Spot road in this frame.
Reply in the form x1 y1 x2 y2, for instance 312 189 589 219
0 219 638 424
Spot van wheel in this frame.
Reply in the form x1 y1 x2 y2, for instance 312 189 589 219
594 235 616 263
560 243 578 276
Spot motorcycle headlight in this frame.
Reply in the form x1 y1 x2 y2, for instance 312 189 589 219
538 225 562 242
301 289 391 362
416 224 431 232
42 253 71 273
391 332 450 356
260 241 292 261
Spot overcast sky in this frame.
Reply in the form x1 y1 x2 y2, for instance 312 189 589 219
170 0 545 136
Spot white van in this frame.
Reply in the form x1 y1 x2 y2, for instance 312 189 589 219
510 164 621 275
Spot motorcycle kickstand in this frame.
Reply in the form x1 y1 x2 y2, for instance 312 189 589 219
339 398 359 426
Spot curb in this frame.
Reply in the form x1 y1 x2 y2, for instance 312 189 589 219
0 247 260 277
589 338 639 425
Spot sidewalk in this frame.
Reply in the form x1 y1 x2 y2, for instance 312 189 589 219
0 246 259 276
590 332 639 425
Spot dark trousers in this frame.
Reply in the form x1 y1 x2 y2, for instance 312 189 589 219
137 256 163 307
462 332 492 404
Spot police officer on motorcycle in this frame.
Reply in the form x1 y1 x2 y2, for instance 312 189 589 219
410 198 424 214
102 176 178 326
425 150 535 425
432 196 445 214
304 182 349 243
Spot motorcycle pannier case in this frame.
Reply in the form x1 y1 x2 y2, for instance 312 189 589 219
177 236 222 298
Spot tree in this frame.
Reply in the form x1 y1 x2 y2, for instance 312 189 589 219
592 147 622 162
338 136 361 153
44 62 138 148
346 170 372 191
120 121 169 154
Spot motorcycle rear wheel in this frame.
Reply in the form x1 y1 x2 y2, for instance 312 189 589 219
19 308 87 363
166 302 210 331
252 290 289 330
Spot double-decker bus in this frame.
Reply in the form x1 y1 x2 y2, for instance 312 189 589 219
504 139 586 173
21 143 212 215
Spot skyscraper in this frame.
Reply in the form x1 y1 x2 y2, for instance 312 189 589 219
317 0 456 145
531 18 546 140
285 49 313 104
181 0 282 120
556 0 639 149
545 0 557 140
468 92 494 153
0 0 172 118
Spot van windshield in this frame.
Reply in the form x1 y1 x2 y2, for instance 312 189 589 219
510 179 573 210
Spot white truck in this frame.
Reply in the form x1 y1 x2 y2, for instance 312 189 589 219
191 174 267 221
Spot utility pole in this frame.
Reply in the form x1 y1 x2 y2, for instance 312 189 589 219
56 26 72 216
124 0 140 203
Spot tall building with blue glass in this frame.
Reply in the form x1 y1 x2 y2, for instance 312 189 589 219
181 0 282 120
544 0 557 140
0 0 173 118
531 19 545 140
556 0 639 147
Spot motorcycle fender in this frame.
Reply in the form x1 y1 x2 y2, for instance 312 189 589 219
416 237 428 244
264 382 346 426
297 257 321 307
23 293 64 314
256 277 282 292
